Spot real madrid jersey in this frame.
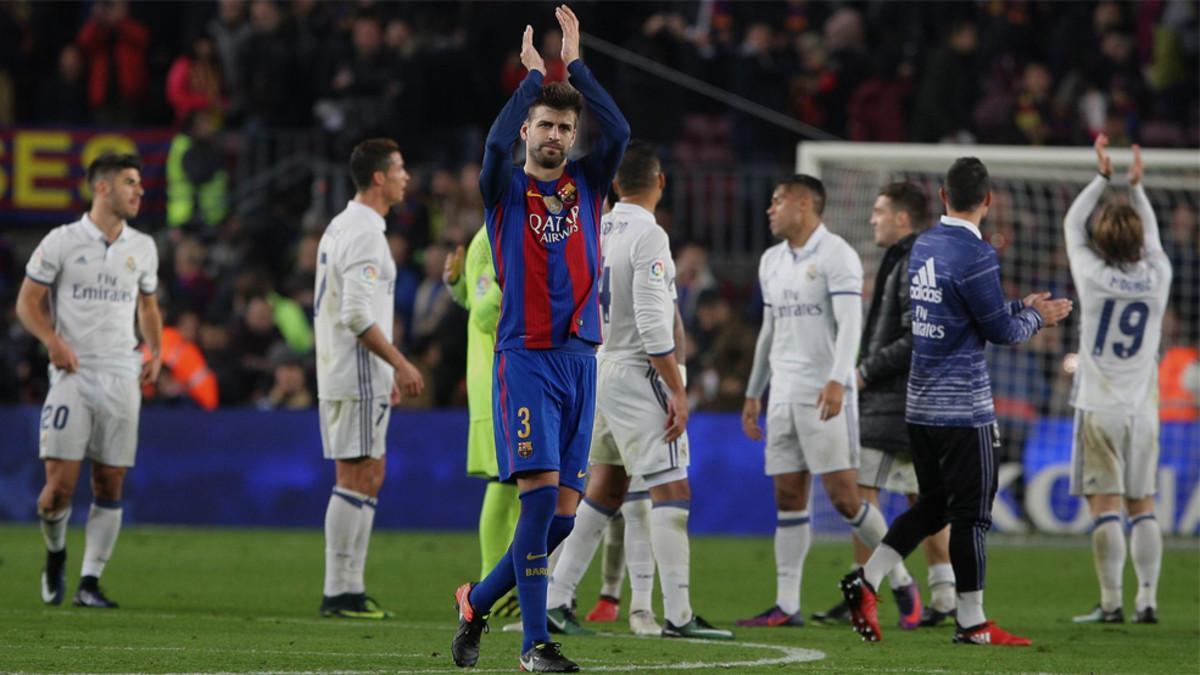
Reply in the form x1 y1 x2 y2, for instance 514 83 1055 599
314 200 396 401
25 214 159 379
758 225 863 404
597 202 676 366
1065 176 1172 416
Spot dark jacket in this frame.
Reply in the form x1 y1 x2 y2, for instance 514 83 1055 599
858 233 916 455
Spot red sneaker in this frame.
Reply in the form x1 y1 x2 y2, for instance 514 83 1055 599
585 595 620 622
840 569 882 642
953 620 1032 646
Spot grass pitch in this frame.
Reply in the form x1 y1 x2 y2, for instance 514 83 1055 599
0 525 1195 673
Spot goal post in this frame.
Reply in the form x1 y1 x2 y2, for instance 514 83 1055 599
795 141 1200 535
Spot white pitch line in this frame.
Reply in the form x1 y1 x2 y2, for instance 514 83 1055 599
0 644 427 659
2 634 826 673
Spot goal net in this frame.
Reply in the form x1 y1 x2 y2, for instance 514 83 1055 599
796 142 1200 535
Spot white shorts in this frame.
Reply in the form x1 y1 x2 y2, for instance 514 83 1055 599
319 398 391 460
764 399 859 476
39 369 141 468
1069 409 1159 499
858 447 918 495
589 360 689 487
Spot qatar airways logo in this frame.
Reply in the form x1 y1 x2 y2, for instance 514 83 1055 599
529 205 581 245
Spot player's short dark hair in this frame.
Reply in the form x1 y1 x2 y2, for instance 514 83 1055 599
1094 203 1143 267
614 140 661 196
778 174 826 215
944 157 989 212
349 138 400 191
878 181 929 226
86 153 142 187
528 82 583 123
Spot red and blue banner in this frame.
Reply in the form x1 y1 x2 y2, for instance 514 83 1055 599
0 127 171 226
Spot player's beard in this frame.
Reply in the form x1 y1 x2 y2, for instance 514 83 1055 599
531 144 567 170
110 194 139 221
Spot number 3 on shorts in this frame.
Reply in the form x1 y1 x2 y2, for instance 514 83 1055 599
517 406 532 439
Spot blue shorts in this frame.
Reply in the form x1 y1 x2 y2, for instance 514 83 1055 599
493 341 596 494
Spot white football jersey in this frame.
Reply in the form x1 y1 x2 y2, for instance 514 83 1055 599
1066 179 1172 415
758 224 863 404
597 203 676 366
25 214 159 378
314 201 396 401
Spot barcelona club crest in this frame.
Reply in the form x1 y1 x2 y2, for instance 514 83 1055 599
517 441 534 458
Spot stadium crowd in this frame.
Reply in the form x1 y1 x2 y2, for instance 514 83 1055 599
0 0 1197 415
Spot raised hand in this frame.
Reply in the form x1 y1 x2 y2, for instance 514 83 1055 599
1094 134 1113 178
521 25 546 75
555 5 580 65
443 244 465 285
1128 143 1143 186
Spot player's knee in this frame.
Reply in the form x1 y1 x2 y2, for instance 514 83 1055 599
774 486 806 511
40 484 74 511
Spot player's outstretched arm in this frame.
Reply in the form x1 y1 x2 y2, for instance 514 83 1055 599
444 244 469 309
558 5 630 190
1064 134 1115 276
1127 144 1165 258
480 25 548 207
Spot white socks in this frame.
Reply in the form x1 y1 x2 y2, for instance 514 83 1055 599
546 499 612 610
928 563 957 612
599 512 626 599
957 590 986 628
621 497 654 613
650 503 692 626
39 506 70 553
846 501 888 550
863 543 903 592
348 496 378 594
324 487 367 597
774 510 811 615
81 501 122 579
1130 513 1161 612
1092 512 1126 612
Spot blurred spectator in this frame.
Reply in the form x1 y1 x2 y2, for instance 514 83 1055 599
692 290 756 411
389 232 422 339
168 236 216 311
238 0 303 128
256 345 313 410
167 112 229 229
35 45 89 124
145 311 219 411
675 243 717 332
208 0 250 109
410 242 454 348
76 0 149 124
314 10 397 150
166 34 225 126
229 294 286 399
912 19 980 143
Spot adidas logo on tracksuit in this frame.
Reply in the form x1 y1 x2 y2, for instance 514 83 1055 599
910 257 943 303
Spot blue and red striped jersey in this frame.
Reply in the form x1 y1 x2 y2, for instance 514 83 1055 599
480 61 630 351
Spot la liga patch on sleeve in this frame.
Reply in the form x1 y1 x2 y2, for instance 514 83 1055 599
649 260 666 281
